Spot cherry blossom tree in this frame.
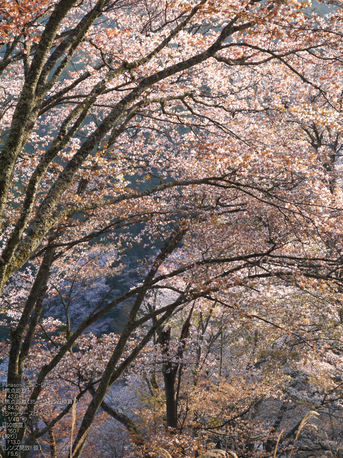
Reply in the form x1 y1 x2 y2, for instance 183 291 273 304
1 0 343 456
115 282 343 457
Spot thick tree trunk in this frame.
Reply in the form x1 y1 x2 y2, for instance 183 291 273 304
160 307 193 430
164 372 178 429
159 327 178 429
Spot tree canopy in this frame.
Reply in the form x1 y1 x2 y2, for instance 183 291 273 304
1 0 343 457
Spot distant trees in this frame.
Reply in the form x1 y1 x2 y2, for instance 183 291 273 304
119 285 343 457
1 0 343 456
